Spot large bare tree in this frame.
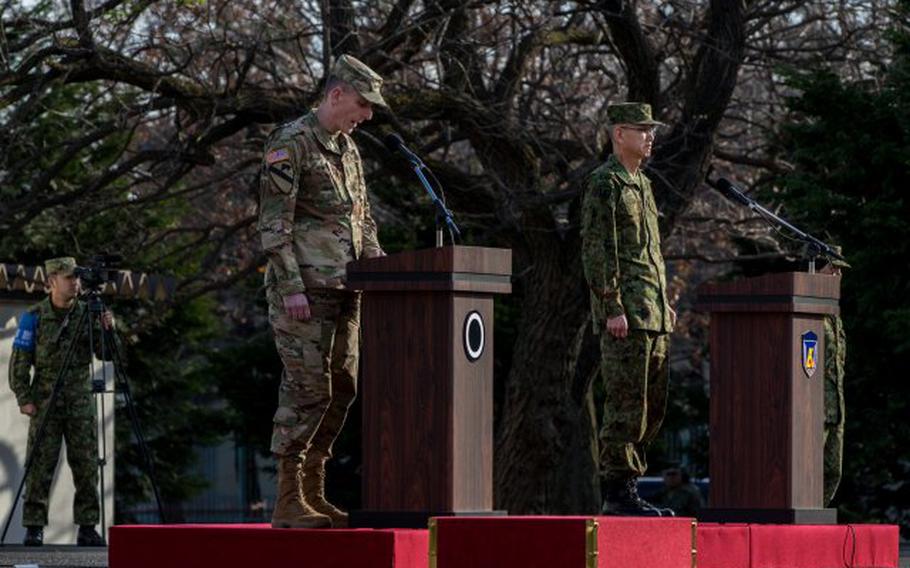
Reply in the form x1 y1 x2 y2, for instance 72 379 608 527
0 0 895 513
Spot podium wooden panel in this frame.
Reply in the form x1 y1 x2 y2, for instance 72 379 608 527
346 246 511 527
696 272 840 524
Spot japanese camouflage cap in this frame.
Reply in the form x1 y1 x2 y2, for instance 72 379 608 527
331 54 389 109
828 245 851 269
607 102 666 127
45 257 77 276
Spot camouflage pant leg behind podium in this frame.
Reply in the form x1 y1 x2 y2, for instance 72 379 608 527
268 288 360 459
23 395 99 527
598 330 669 480
823 315 846 505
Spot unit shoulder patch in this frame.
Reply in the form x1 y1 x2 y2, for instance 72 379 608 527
267 160 296 195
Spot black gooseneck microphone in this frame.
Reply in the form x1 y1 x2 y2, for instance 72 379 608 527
383 132 461 245
383 133 424 167
706 175 846 266
709 177 752 206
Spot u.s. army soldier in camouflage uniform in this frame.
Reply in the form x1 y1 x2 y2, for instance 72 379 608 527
820 251 848 505
8 257 112 546
581 103 676 517
258 54 385 529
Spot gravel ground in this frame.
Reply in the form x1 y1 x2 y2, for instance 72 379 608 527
0 545 107 568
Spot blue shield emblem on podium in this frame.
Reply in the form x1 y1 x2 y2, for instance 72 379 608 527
801 330 819 377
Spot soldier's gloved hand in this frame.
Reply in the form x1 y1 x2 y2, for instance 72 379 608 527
606 314 629 339
102 310 115 330
20 403 37 417
284 293 312 322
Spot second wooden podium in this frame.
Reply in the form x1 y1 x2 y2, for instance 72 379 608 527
697 271 840 523
346 246 511 528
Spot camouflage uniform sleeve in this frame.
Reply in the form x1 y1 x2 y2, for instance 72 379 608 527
581 173 624 328
9 349 35 407
823 314 846 426
361 191 383 259
8 314 37 407
349 142 382 258
258 136 306 297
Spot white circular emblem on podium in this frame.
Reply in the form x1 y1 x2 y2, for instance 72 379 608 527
463 311 485 362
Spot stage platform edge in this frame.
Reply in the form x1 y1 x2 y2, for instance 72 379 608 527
429 516 696 568
109 523 428 568
107 518 901 568
698 522 900 568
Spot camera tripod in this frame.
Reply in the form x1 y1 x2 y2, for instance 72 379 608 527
1 287 165 546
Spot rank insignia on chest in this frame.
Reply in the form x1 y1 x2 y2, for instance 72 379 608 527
801 330 818 377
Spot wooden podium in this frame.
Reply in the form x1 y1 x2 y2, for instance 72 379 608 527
696 272 840 524
346 246 511 528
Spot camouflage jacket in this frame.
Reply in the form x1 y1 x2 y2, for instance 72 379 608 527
824 313 846 425
257 111 382 296
581 154 672 333
8 298 107 408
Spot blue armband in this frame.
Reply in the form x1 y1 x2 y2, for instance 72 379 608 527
13 311 38 352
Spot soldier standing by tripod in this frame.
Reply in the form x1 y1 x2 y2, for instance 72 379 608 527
7 257 112 546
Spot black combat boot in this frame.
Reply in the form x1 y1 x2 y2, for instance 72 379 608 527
23 526 43 546
77 525 105 546
601 477 663 516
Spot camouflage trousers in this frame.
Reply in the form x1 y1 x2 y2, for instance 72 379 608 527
267 287 361 460
598 330 670 480
23 393 99 527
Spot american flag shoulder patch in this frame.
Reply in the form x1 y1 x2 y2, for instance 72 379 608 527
266 148 290 164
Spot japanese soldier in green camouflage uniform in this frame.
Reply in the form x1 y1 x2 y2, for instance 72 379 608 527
820 251 848 505
8 257 112 546
258 54 385 529
581 103 676 516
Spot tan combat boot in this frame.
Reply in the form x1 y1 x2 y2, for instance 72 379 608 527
301 453 348 528
271 455 331 529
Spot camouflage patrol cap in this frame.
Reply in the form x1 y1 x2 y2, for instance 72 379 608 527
331 54 389 109
607 102 666 127
828 245 851 269
45 257 77 276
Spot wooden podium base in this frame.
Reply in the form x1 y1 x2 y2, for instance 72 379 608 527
350 510 507 529
698 507 837 524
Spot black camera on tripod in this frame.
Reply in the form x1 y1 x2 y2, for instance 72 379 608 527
72 254 121 393
73 254 122 291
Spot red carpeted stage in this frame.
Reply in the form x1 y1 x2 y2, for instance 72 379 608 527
697 522 900 568
431 516 694 568
108 524 429 568
108 518 899 568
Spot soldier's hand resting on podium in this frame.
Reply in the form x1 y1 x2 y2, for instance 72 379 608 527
606 314 629 338
284 293 312 321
